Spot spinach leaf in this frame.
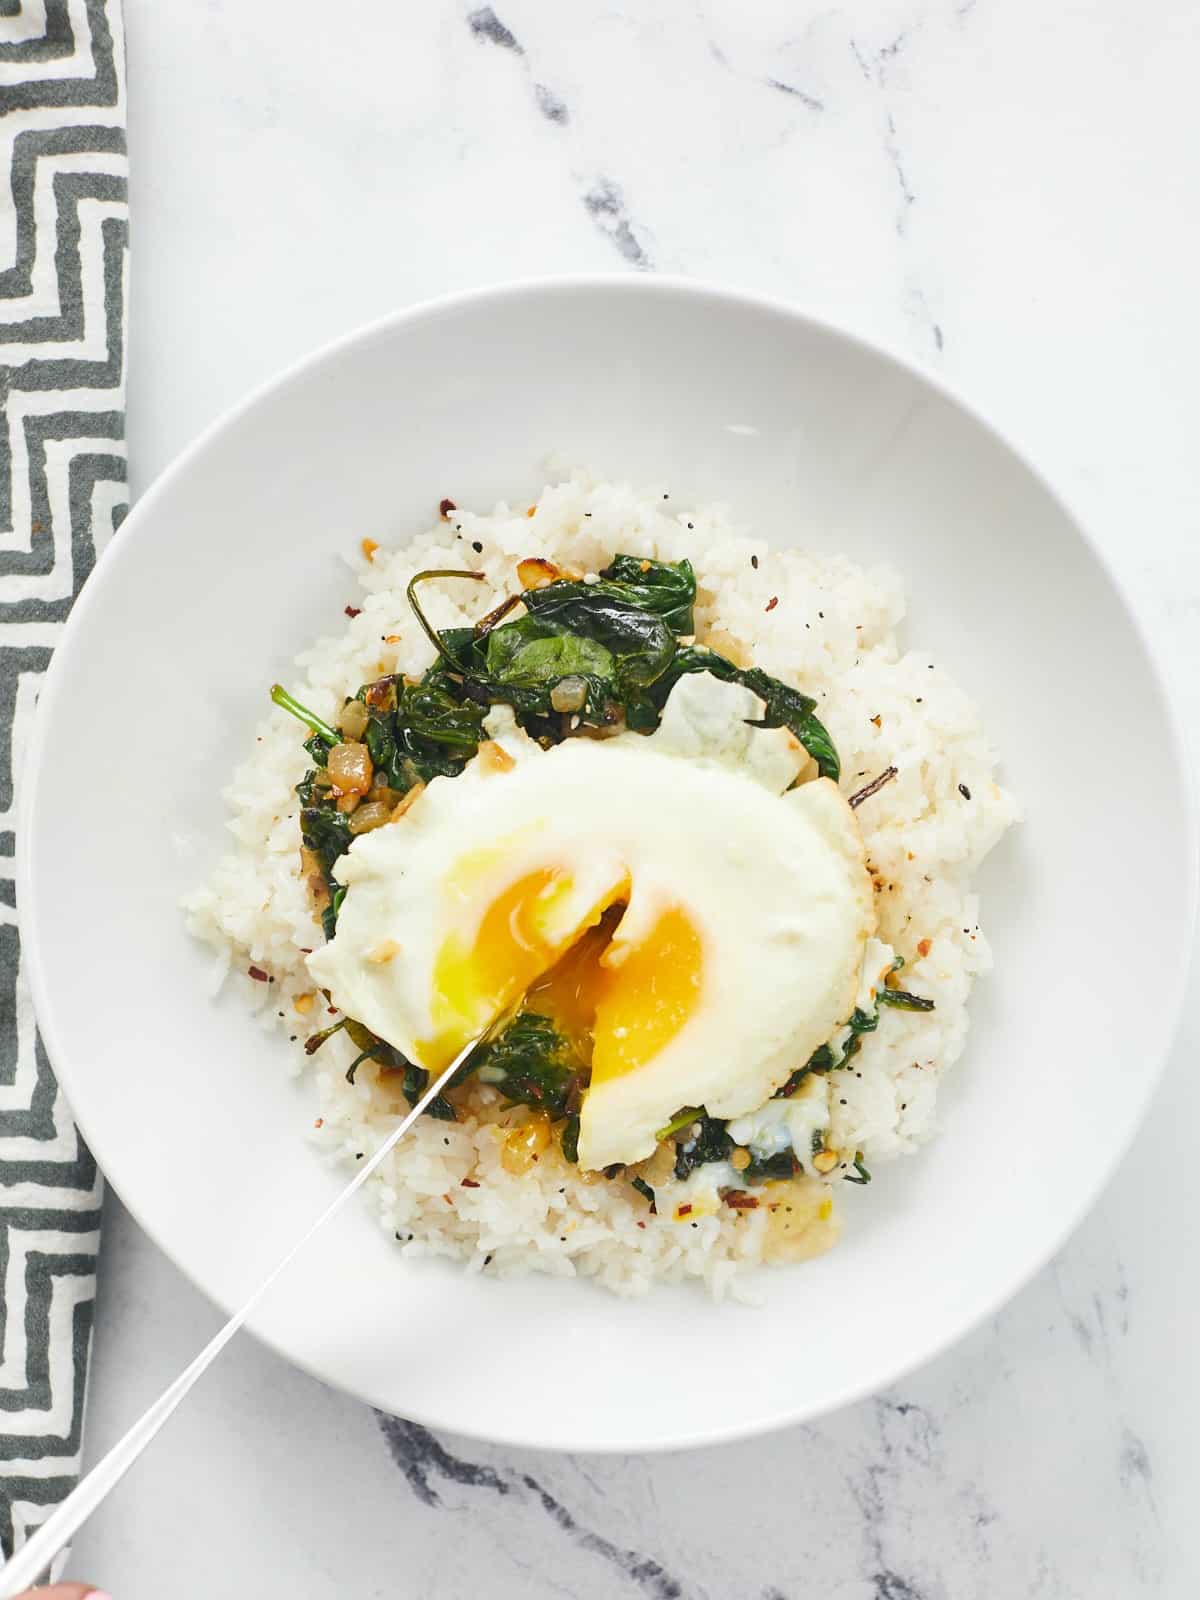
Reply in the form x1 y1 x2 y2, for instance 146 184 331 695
402 557 837 776
323 886 346 942
792 1004 882 1077
298 799 352 878
307 1017 459 1120
595 555 696 634
485 619 614 686
399 681 488 752
561 1114 581 1164
877 986 936 1013
279 657 487 937
647 646 841 780
418 594 623 730
775 994 902 1101
741 668 841 782
426 624 491 680
399 1061 459 1121
332 673 486 796
279 549 841 1054
522 583 677 691
655 1106 703 1140
744 1150 800 1184
839 1005 880 1059
673 1115 733 1181
773 1043 834 1100
471 1012 584 1117
630 1174 657 1212
271 683 338 747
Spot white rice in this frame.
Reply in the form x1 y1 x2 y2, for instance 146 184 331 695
184 472 1018 1298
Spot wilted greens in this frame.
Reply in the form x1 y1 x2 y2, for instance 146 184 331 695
471 1013 585 1118
667 967 936 1184
274 549 847 1144
274 553 842 951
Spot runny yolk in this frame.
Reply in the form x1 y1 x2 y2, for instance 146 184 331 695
423 860 704 1080
498 902 705 1083
590 905 704 1085
524 912 622 1062
423 867 625 1068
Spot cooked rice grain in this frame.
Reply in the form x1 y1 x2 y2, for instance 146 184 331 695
184 472 1018 1297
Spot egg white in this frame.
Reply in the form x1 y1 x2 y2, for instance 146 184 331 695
307 673 875 1169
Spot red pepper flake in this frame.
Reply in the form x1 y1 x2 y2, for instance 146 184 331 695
764 596 779 613
675 1203 693 1218
917 937 932 958
439 497 456 518
460 1178 480 1188
637 1220 646 1229
365 678 396 711
344 605 361 618
724 1191 759 1210
247 965 269 982
870 714 882 729
314 1117 324 1128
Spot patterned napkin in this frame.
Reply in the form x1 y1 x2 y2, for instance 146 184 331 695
0 0 127 1556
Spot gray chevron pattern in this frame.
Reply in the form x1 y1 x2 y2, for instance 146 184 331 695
0 0 126 1559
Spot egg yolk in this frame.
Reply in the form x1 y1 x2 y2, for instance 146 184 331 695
524 914 620 1061
425 859 704 1083
590 905 704 1085
424 866 626 1067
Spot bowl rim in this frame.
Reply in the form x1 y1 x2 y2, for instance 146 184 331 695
19 273 1199 1452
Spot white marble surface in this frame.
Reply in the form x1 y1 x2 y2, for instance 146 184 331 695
68 1 1200 1594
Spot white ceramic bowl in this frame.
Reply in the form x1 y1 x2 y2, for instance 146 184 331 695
21 278 1196 1452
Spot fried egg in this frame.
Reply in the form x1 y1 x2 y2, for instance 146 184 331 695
307 673 875 1170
